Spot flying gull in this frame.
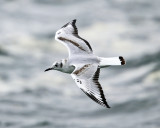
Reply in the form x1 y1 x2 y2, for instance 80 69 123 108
45 19 125 108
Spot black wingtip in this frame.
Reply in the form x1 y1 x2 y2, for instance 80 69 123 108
61 19 78 34
103 100 111 108
119 56 125 65
106 104 111 108
69 19 77 27
93 68 111 109
71 19 77 25
70 19 78 35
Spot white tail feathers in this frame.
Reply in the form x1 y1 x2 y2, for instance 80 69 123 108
99 56 125 68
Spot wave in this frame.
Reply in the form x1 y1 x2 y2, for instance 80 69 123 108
0 47 8 56
125 51 160 68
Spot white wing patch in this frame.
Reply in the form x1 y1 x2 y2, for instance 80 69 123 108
55 19 93 57
71 64 110 108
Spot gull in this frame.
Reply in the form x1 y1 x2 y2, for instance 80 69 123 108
45 19 125 108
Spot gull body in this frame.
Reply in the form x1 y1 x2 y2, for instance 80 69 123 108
45 19 125 108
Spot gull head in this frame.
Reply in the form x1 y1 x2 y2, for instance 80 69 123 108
55 19 78 41
45 60 63 72
44 59 75 74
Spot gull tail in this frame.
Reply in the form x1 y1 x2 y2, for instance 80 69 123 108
99 56 125 68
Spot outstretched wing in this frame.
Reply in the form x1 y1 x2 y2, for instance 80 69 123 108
71 64 110 108
55 19 93 57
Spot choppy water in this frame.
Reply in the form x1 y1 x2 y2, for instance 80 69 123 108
0 0 160 128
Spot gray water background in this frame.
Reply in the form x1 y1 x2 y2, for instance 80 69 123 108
0 0 160 128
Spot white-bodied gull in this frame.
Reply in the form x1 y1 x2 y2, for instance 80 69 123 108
45 19 125 108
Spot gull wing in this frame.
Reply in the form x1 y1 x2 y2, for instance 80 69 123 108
55 19 93 57
71 64 110 108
